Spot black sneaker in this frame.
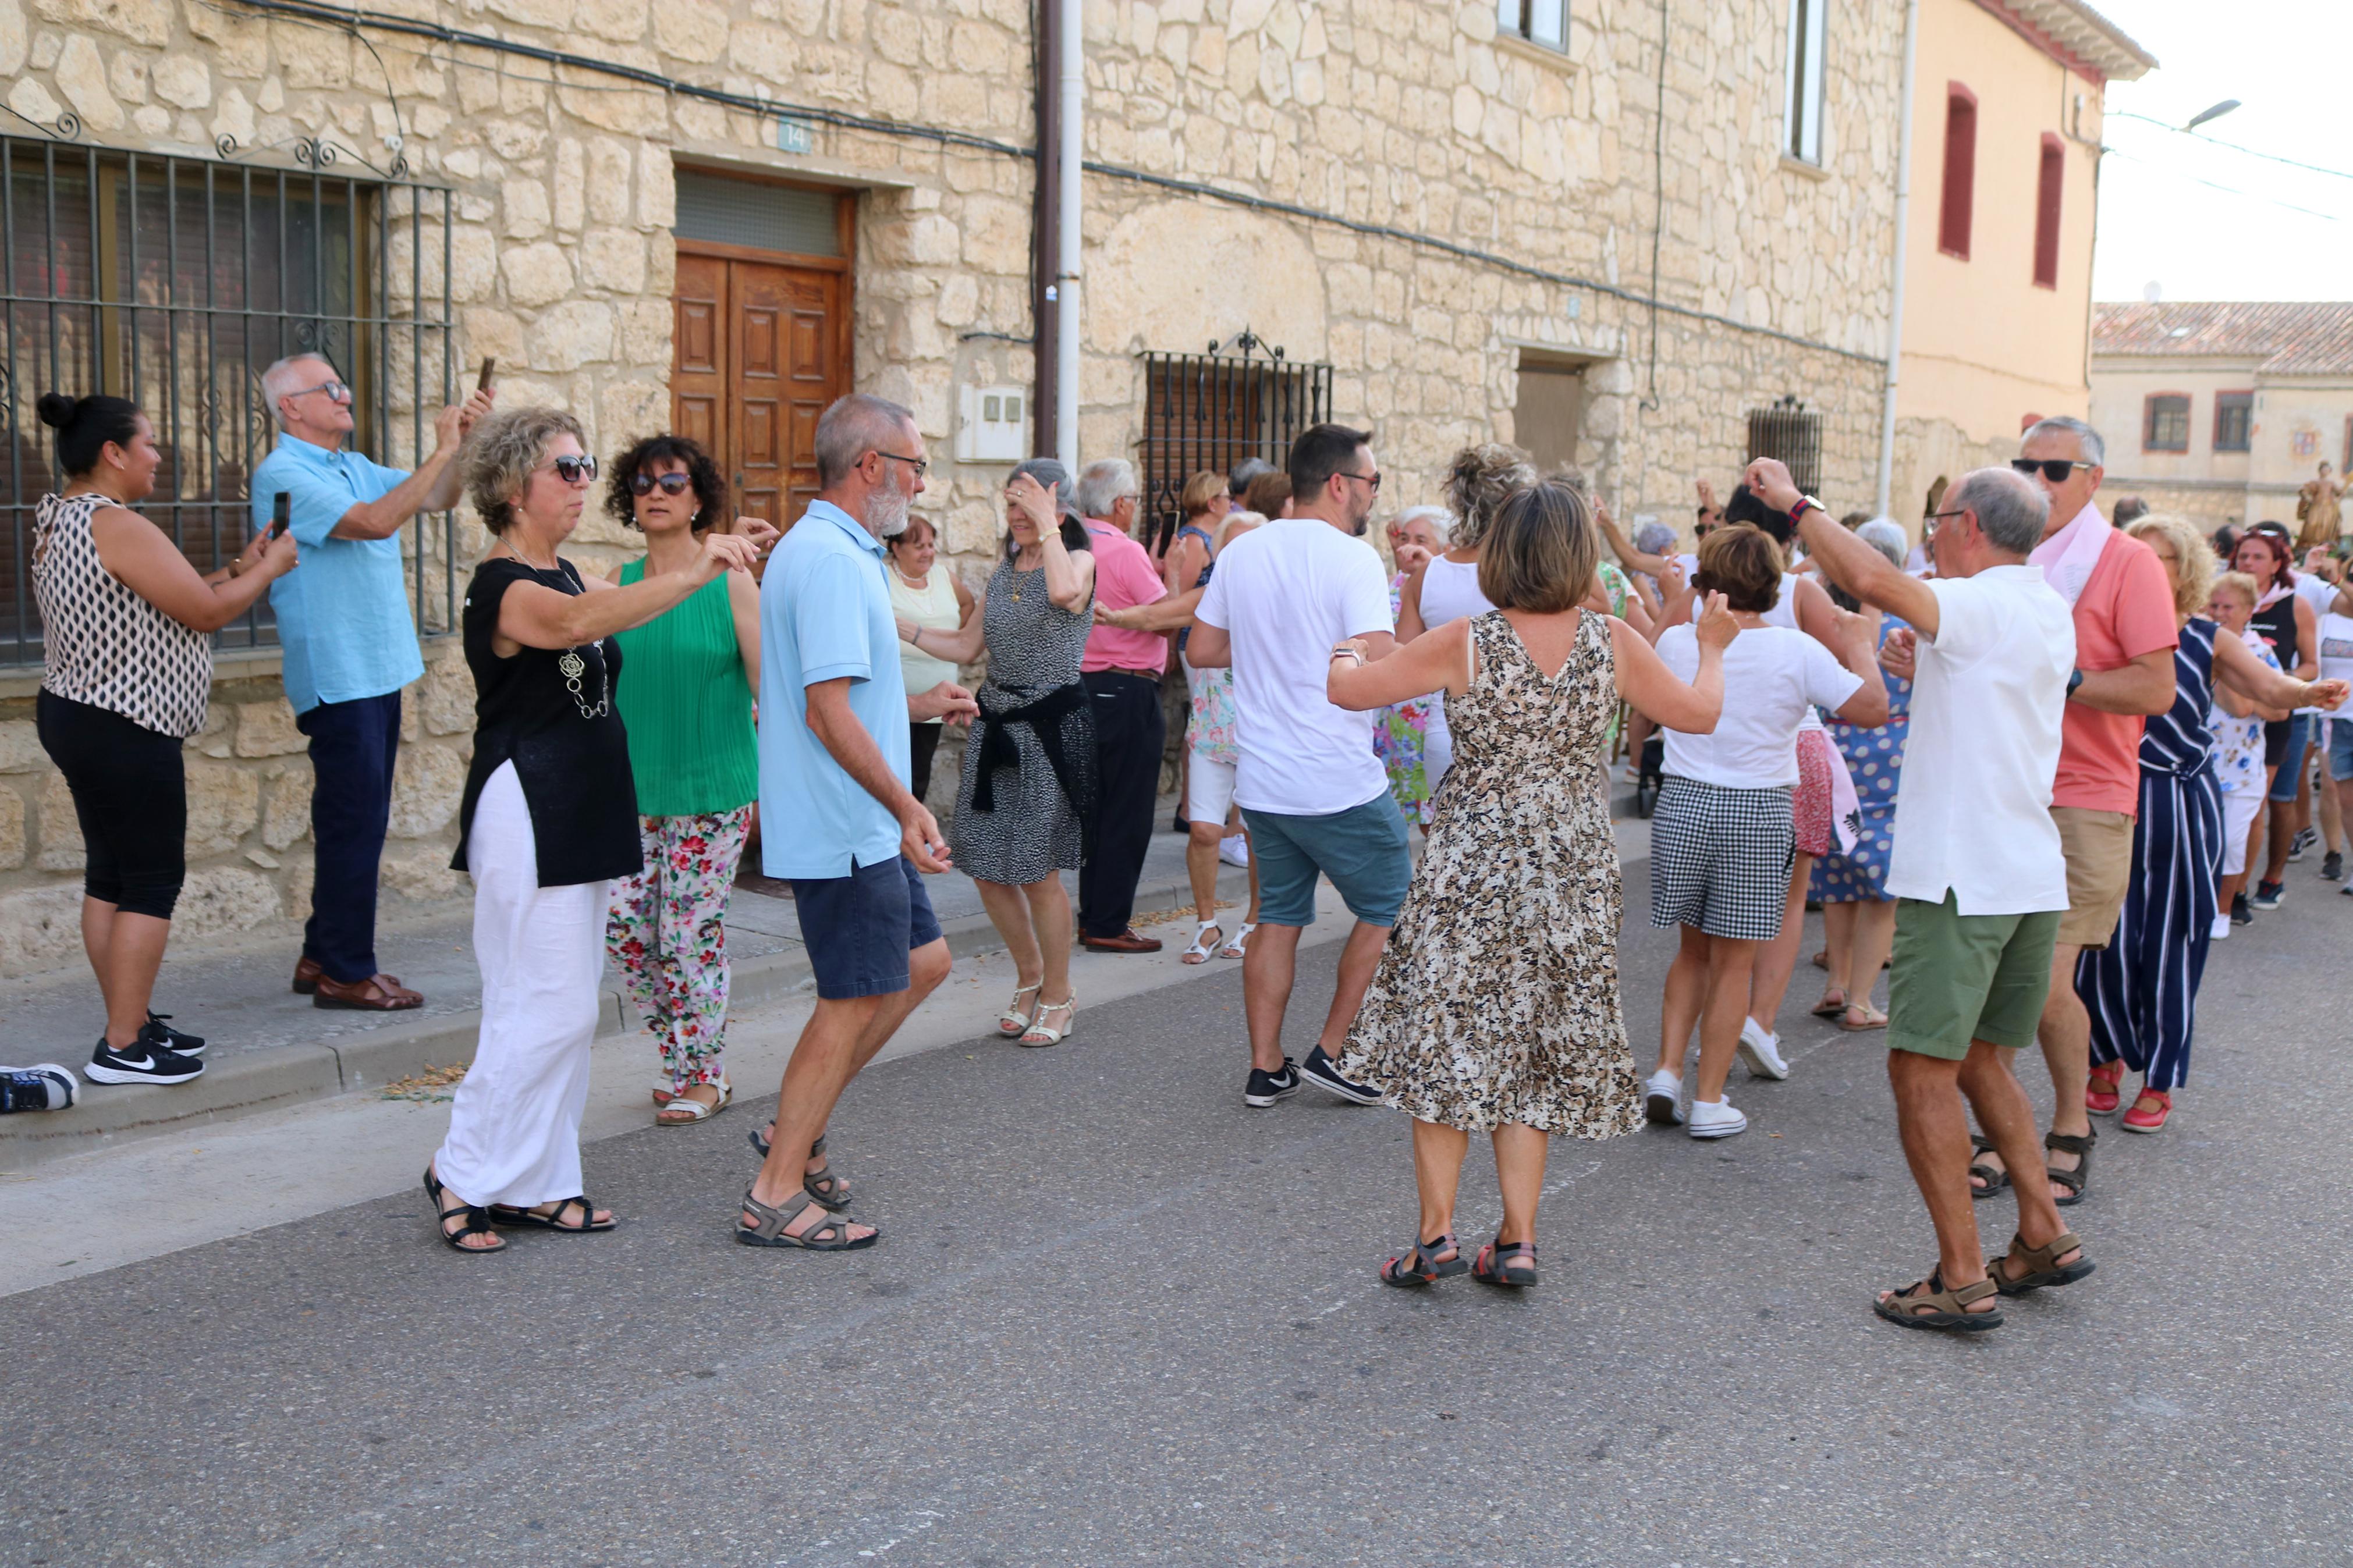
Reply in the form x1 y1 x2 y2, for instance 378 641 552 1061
0 1063 77 1113
1298 1046 1382 1105
2323 851 2345 883
2251 880 2285 911
86 1039 205 1086
2230 893 2255 925
140 1011 205 1057
1244 1059 1300 1108
2290 826 2317 862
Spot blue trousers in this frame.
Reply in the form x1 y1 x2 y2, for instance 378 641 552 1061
2081 763 2221 1091
296 692 402 983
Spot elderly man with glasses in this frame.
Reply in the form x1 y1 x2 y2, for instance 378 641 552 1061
1071 458 1174 953
249 354 491 1011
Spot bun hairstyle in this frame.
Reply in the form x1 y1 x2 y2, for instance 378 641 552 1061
37 392 144 478
1442 442 1536 550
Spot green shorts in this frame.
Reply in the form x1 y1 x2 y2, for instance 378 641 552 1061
1886 893 2062 1061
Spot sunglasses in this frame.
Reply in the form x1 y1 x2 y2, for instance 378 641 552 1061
542 454 599 484
630 471 694 497
2011 458 2084 483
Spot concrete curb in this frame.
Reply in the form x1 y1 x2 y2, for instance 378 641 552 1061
0 862 1252 1171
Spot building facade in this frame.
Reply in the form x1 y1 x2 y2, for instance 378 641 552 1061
2089 301 2353 535
0 0 1985 974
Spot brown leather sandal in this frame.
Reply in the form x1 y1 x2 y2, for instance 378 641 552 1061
1873 1269 2003 1332
1986 1231 2095 1296
2043 1129 2095 1207
313 972 424 1011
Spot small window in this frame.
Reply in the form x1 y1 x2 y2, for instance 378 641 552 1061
2145 394 2191 453
1939 84 1977 259
673 169 841 257
2214 392 2253 453
1784 0 1827 164
1496 0 1567 51
2032 134 2064 289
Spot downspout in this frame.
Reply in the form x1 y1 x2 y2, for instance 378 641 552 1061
1875 0 1919 520
1054 0 1083 465
1030 0 1060 458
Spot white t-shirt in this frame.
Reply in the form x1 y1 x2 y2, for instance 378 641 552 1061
1195 517 1394 815
2295 578 2344 716
1655 624 1862 788
1885 564 2076 915
1759 571 1827 735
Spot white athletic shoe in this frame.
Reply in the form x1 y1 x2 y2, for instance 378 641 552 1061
1687 1096 1749 1140
1642 1069 1685 1126
1737 1017 1791 1080
2210 913 2232 940
1218 833 1250 868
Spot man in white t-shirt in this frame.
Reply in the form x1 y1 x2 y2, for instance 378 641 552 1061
1754 457 2095 1335
1192 424 1408 1110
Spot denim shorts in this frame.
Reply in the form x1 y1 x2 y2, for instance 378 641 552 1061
2329 717 2353 783
2266 713 2312 801
1240 796 1411 927
790 855 945 1000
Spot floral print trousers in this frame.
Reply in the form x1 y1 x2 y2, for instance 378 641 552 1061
605 807 752 1091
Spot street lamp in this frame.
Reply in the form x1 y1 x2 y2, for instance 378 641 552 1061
2184 99 2242 132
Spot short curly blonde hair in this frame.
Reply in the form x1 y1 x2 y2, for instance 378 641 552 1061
2124 513 2214 620
465 406 586 535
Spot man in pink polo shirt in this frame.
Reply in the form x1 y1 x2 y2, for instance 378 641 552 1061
1981 417 2177 1206
1073 458 1173 953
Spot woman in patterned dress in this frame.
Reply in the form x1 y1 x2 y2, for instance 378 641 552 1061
904 461 1096 1047
1330 481 1738 1289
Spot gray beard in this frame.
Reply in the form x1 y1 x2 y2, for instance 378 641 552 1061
868 485 911 539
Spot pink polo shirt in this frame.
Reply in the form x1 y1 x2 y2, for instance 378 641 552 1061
1081 518 1169 675
2052 528 2178 815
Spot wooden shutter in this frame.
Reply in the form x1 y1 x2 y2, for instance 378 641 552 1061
1939 84 1977 260
2032 134 2063 289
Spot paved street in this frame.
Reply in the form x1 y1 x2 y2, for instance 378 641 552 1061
3 859 2347 1567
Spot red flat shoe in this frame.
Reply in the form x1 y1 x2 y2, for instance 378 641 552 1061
2121 1089 2171 1133
2086 1060 2124 1115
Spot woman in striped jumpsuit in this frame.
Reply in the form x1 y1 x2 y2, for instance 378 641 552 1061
2081 517 2348 1132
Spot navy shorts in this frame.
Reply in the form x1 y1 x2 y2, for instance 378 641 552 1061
790 855 945 1000
2266 713 2311 801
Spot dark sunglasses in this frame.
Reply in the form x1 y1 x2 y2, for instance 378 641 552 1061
542 454 599 484
2011 458 2083 483
630 471 694 497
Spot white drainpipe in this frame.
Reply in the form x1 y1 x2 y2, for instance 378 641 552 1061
1055 0 1083 465
1876 0 1919 520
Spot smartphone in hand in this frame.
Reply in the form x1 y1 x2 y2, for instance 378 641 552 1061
269 490 291 540
477 357 495 392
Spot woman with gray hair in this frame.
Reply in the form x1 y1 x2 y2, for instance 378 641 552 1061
424 407 758 1254
900 458 1098 1046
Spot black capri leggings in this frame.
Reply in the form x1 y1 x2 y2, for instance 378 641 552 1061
37 688 187 919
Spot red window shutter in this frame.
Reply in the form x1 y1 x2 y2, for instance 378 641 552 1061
2032 134 2064 288
1939 84 1977 259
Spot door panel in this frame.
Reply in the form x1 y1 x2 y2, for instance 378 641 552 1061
671 252 728 464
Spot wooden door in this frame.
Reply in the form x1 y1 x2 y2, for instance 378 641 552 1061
671 248 848 532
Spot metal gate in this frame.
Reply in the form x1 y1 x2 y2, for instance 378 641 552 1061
1137 332 1332 554
0 129 457 666
1745 396 1823 498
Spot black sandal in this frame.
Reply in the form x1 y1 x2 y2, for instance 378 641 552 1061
489 1196 616 1233
1378 1233 1468 1287
748 1128 850 1211
423 1165 504 1254
1471 1236 1539 1288
2043 1129 2094 1207
1968 1135 2010 1200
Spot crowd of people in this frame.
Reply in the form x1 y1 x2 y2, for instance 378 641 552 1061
12 382 2346 1327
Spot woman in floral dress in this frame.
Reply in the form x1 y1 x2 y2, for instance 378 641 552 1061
1375 507 1450 830
1330 480 1736 1289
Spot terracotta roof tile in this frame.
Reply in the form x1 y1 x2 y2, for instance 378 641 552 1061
2093 301 2353 375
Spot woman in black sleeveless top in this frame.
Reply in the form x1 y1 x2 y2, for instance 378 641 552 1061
2234 529 2318 906
424 407 762 1254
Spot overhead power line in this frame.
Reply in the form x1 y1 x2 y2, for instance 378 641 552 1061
2107 111 2353 184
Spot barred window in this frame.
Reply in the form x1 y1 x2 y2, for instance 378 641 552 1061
0 132 457 666
1135 342 1331 557
2144 394 2191 453
2213 391 2252 453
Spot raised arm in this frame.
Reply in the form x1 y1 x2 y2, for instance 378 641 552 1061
1328 620 1471 710
1614 592 1737 733
495 532 757 652
1595 499 1671 579
2215 628 2348 713
1823 607 1891 727
331 390 494 538
91 507 300 632
1396 560 1431 643
1756 460 1941 638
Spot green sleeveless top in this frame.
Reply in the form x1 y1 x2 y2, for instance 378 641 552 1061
612 560 758 817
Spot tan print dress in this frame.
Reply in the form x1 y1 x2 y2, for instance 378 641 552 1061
1341 610 1645 1137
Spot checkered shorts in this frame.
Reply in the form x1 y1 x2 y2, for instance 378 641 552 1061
1649 776 1796 940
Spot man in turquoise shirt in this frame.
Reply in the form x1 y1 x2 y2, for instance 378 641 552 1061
741 394 974 1253
250 354 489 1011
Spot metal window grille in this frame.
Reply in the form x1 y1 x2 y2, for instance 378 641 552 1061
1136 335 1332 556
2144 394 2189 453
0 129 457 667
1745 397 1822 496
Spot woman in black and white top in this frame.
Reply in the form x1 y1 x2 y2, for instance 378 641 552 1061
424 407 762 1255
31 392 298 1087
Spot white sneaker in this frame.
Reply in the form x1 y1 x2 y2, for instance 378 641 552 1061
2210 913 2232 940
1218 833 1250 868
1737 1017 1791 1080
1687 1096 1749 1139
1642 1068 1685 1126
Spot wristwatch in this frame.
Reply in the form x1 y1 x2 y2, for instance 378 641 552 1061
1788 495 1825 525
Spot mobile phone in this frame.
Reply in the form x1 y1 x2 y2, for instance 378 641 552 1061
269 490 291 540
477 357 495 392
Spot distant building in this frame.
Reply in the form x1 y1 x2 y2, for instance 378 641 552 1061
2090 303 2353 532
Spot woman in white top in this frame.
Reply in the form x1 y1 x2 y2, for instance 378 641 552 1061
2204 572 2289 927
1644 525 1887 1140
885 514 977 805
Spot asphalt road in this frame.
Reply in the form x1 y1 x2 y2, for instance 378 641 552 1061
3 861 2347 1567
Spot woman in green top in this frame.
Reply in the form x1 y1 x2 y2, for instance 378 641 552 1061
602 435 773 1126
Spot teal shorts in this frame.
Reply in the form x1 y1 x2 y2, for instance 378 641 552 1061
1240 797 1411 927
1886 893 2061 1061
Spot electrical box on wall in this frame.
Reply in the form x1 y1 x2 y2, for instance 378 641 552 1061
957 385 1027 463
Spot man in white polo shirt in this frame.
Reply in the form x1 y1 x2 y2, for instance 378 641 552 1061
1191 424 1407 1110
1757 458 2095 1335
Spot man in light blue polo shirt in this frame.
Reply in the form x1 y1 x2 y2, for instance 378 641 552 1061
739 393 975 1253
250 354 489 1011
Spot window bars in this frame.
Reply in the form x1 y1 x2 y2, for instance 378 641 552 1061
1746 396 1823 498
1136 335 1332 557
0 130 457 667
